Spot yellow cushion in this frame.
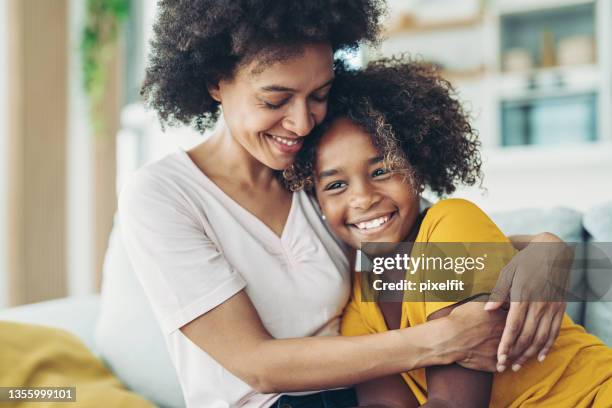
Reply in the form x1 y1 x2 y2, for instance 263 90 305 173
0 321 156 408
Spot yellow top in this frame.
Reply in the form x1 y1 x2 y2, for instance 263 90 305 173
342 199 612 407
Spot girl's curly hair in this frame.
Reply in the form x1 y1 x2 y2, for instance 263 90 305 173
285 57 482 196
141 0 385 131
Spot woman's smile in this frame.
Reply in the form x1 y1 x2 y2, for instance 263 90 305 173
264 133 305 155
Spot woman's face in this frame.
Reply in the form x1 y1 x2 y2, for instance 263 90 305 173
210 43 334 170
314 118 421 250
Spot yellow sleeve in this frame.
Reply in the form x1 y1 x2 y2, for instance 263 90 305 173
417 198 512 243
408 199 517 323
341 272 375 337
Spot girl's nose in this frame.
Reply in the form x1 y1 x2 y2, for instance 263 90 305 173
349 182 381 211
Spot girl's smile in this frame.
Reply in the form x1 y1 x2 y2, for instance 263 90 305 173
348 211 398 236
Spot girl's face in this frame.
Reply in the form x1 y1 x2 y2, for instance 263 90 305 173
314 118 421 250
209 43 334 170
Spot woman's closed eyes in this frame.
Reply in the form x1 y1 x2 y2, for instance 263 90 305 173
258 88 331 110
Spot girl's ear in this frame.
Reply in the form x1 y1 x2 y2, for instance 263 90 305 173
207 82 221 102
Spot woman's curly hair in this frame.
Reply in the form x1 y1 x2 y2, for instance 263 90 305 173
141 0 385 131
285 56 482 196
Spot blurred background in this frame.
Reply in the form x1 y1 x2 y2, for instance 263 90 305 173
0 0 611 308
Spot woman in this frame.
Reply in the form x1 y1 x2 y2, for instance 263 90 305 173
120 1 567 407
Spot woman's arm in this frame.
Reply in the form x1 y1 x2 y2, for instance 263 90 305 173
487 232 570 372
508 232 557 250
180 290 507 393
405 201 570 374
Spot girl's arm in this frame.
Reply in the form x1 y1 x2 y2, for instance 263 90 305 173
422 299 493 408
423 364 491 408
180 290 507 393
350 301 497 408
354 374 420 408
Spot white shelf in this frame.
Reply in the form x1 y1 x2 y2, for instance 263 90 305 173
378 0 610 147
386 15 483 36
495 0 596 16
497 65 600 100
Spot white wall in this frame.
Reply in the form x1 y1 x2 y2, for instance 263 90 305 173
0 0 9 307
451 143 612 213
116 0 202 193
66 0 93 296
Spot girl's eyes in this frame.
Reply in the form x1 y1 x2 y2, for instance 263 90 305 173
324 181 347 191
372 167 390 178
323 169 390 192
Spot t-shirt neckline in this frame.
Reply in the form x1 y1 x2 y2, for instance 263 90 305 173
176 148 297 243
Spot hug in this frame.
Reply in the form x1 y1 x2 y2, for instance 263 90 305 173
119 1 612 407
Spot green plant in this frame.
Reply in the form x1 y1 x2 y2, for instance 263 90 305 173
81 0 130 133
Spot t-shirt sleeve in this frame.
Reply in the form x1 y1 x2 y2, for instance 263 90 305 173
341 273 374 337
118 169 247 334
407 199 517 324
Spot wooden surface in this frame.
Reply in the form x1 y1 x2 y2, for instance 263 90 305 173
7 0 69 305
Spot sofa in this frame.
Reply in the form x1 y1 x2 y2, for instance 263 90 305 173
1 202 611 408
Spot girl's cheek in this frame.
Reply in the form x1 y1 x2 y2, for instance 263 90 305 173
327 201 348 230
319 198 336 221
313 104 328 124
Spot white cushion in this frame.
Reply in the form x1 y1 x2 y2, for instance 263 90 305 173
583 202 612 346
584 202 612 241
0 295 100 352
95 219 185 408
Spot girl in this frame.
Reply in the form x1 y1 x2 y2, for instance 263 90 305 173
289 57 612 407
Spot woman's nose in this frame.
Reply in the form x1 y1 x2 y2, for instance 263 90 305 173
283 101 315 137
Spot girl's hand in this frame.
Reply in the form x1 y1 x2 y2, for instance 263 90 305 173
484 232 572 372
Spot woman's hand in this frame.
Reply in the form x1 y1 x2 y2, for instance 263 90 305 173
484 232 572 372
443 301 508 372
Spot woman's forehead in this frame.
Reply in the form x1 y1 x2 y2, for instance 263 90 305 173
240 43 334 88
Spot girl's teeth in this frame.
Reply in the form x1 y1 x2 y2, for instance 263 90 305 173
356 215 389 230
272 135 298 146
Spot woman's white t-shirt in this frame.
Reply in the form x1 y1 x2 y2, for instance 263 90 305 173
118 149 351 408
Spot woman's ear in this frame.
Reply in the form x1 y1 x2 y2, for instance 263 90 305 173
207 82 221 102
